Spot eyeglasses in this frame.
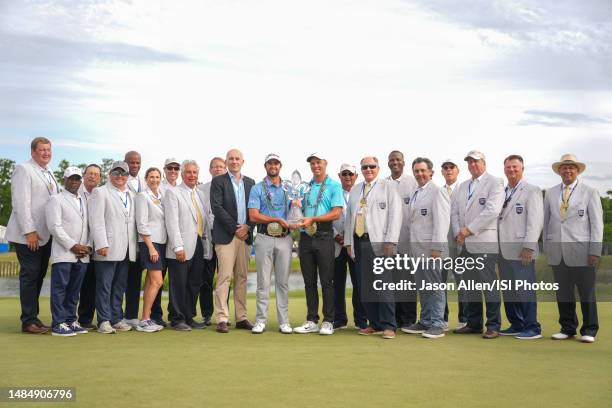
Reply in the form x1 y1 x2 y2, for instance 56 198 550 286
166 166 180 171
110 170 128 177
361 164 377 170
442 165 456 170
340 171 354 177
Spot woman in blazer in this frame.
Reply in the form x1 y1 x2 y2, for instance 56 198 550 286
135 168 168 332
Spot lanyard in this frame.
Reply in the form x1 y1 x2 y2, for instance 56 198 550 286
262 177 288 216
119 191 129 208
305 176 329 215
361 180 378 202
411 188 421 205
560 181 578 203
503 182 521 208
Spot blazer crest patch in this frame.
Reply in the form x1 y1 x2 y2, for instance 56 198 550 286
478 197 486 205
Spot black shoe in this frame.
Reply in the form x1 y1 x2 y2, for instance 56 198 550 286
79 321 97 330
453 326 483 334
154 319 168 328
333 321 348 330
203 317 212 326
189 320 207 329
235 319 253 330
172 322 192 331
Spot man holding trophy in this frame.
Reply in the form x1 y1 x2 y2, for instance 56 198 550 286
248 154 295 334
293 153 344 335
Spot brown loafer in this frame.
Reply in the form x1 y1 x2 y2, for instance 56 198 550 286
382 329 396 339
482 329 499 339
216 321 229 333
453 326 482 334
35 321 52 330
358 326 382 336
235 319 253 330
22 323 49 334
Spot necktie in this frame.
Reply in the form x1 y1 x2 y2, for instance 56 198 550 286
446 185 452 197
191 190 204 237
560 185 571 219
355 183 370 237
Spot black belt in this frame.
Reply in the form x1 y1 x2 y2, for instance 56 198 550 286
313 221 332 232
256 224 290 238
354 233 370 240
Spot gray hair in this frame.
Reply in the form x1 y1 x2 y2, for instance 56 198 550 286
412 157 434 171
181 160 200 173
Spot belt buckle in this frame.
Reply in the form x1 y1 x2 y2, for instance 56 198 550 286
267 222 283 237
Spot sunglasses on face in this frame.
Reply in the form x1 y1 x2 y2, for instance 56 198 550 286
341 171 354 177
442 165 456 170
361 164 377 170
110 170 128 177
166 166 180 171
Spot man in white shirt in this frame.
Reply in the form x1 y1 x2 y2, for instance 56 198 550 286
544 154 603 343
451 150 504 339
345 157 402 339
6 137 59 334
386 150 418 332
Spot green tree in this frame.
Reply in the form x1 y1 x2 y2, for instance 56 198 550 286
100 158 114 185
0 158 16 225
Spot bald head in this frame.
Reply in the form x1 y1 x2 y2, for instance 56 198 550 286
226 148 244 175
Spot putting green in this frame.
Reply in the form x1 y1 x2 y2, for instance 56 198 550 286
1 296 610 408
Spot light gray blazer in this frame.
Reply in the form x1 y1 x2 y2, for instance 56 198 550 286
46 190 90 264
5 159 60 245
387 174 418 254
407 181 450 257
135 191 167 244
543 181 604 267
498 181 543 261
441 182 459 258
344 178 402 256
127 175 145 194
451 172 504 254
164 183 212 260
89 183 137 262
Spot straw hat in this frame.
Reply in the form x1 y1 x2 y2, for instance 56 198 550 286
552 154 586 175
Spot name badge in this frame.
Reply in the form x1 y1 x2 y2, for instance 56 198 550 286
379 202 386 210
421 208 427 216
479 197 486 205
578 209 585 217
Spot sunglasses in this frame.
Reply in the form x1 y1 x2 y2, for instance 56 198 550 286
166 166 180 171
340 171 354 177
110 170 128 177
442 165 456 170
361 164 377 170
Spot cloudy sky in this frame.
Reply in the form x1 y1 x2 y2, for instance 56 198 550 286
1 0 611 191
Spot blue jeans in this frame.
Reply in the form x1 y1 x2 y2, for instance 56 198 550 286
498 257 541 333
50 262 87 327
416 266 446 329
95 258 129 325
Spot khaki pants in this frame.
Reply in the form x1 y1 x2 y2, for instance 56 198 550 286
214 237 250 323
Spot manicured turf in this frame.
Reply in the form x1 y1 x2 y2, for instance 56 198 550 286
1 296 610 408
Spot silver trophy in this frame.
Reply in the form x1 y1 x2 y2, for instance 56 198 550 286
282 170 311 226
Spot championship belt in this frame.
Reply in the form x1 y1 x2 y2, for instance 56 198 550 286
305 222 317 236
267 222 284 237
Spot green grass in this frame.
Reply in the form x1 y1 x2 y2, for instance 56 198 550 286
1 296 611 408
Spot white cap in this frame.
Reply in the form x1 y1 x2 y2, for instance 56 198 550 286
306 152 325 162
441 158 457 166
464 150 485 161
339 163 356 174
264 153 282 164
63 166 82 179
164 158 180 167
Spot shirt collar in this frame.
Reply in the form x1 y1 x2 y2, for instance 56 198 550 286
472 172 486 182
229 172 242 183
110 183 127 193
32 160 49 172
563 179 578 190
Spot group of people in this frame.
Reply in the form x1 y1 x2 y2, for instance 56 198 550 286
6 137 603 343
